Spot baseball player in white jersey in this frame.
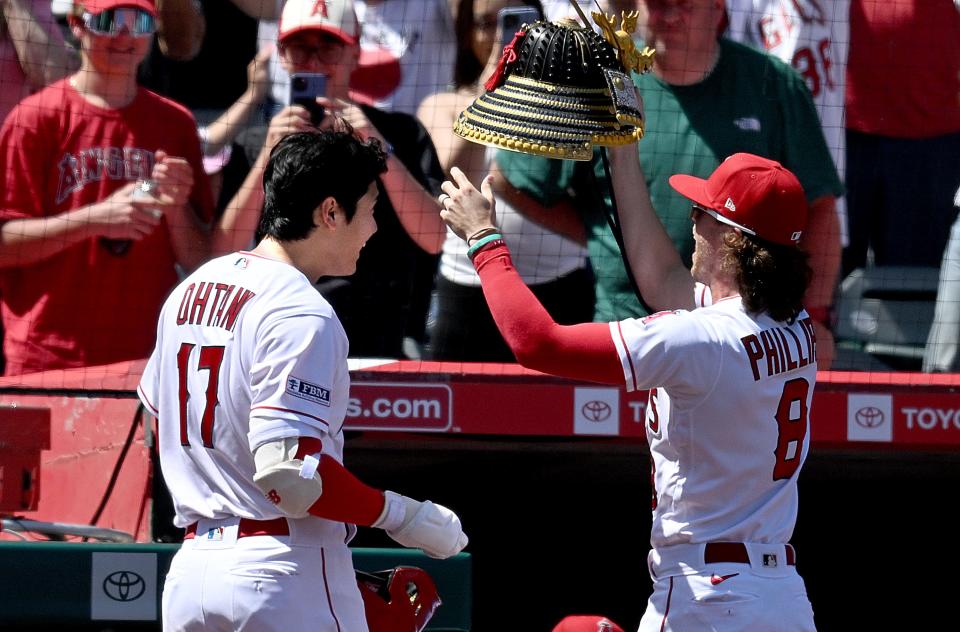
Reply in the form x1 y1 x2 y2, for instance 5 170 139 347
439 146 818 630
138 130 467 632
725 0 850 244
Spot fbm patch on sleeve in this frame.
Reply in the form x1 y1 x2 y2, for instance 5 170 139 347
286 376 331 407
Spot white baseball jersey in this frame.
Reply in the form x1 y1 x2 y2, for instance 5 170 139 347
138 251 350 528
726 0 850 243
610 297 817 548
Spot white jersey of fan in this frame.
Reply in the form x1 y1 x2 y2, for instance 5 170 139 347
138 251 350 528
611 296 818 548
726 0 850 244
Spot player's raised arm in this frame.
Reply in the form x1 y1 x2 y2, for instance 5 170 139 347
439 167 625 385
606 144 696 311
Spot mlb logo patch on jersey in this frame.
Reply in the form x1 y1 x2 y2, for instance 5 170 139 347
287 376 331 406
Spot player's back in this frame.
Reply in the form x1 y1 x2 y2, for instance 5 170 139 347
139 251 348 527
616 298 817 548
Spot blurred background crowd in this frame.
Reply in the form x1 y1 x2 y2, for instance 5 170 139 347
0 0 957 377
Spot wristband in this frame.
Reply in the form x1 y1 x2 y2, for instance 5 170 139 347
466 233 503 259
466 226 500 245
468 238 506 262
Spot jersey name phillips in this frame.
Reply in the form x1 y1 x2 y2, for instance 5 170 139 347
176 281 256 331
740 316 817 382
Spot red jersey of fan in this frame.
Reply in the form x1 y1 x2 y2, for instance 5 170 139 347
0 79 213 376
846 0 960 138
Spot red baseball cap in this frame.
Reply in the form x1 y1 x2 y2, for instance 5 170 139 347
552 615 625 632
669 153 808 246
76 0 157 17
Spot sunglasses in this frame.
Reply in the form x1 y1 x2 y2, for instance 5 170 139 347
690 203 756 236
280 39 347 66
82 8 156 37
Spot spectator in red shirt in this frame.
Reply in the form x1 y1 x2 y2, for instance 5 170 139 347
844 0 960 275
0 0 214 376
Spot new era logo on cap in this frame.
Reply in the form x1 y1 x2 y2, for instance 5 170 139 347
668 153 808 246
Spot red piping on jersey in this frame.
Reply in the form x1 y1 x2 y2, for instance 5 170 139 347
660 576 674 632
250 405 330 427
698 285 707 307
237 250 286 263
714 294 742 304
137 385 159 416
615 321 639 391
320 548 343 632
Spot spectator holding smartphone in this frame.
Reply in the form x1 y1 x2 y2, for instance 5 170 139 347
215 0 446 359
417 0 595 361
0 0 213 376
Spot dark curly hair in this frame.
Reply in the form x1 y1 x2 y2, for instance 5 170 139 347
259 130 387 242
721 232 812 323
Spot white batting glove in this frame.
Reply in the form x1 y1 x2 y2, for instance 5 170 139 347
372 491 468 559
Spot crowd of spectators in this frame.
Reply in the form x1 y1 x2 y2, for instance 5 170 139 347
0 0 956 375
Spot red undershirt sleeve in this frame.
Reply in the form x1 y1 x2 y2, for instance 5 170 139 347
295 438 385 526
473 244 624 385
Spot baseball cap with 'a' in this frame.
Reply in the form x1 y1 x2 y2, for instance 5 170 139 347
75 0 156 17
669 153 808 246
279 0 360 45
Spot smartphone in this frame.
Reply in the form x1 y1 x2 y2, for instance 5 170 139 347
289 72 327 125
498 6 541 48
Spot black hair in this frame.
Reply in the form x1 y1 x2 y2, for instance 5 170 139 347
722 232 812 324
258 130 387 241
454 0 544 88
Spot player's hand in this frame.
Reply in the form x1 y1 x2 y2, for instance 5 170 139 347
438 167 498 242
264 105 314 152
151 150 194 210
373 491 468 559
83 182 164 240
813 320 835 370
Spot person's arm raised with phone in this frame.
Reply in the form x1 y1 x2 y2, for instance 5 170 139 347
215 1 446 255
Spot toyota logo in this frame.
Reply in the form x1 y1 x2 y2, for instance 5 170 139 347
581 400 612 422
855 406 885 429
103 571 146 602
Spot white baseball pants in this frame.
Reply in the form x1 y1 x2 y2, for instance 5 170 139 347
162 516 368 632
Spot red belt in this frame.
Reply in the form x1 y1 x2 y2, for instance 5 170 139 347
704 542 796 566
184 517 290 540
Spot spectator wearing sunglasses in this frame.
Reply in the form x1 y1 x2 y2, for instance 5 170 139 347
0 0 214 376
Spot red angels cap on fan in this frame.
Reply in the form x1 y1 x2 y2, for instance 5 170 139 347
552 615 625 632
76 0 156 17
669 153 808 246
279 0 360 45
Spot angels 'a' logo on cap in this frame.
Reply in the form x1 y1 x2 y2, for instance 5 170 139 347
724 198 737 212
791 230 802 241
311 0 328 17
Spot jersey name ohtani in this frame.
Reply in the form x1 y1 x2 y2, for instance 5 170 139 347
175 281 256 332
740 316 817 381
